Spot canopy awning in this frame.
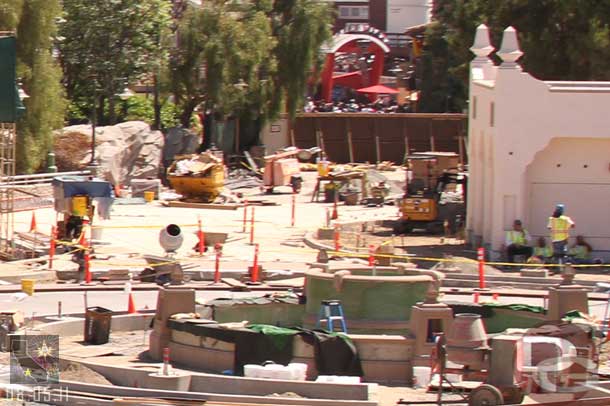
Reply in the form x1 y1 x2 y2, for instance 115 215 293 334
356 84 399 94
52 177 113 198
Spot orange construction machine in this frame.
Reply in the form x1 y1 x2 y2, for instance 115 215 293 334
394 152 467 235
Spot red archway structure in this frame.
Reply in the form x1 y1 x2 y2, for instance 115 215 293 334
320 32 390 102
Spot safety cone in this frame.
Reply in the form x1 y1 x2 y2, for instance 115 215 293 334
331 196 338 220
127 293 137 314
29 212 37 232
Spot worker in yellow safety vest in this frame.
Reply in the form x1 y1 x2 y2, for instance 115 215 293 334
547 204 575 260
569 235 593 264
528 237 553 264
505 219 532 263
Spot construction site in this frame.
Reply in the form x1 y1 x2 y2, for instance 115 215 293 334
0 25 608 406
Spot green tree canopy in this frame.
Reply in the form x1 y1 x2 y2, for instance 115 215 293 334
169 0 332 145
58 0 171 125
420 0 610 113
0 0 65 173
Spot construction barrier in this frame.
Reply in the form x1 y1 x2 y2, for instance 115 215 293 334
251 243 260 283
242 200 248 233
291 194 296 227
477 247 486 289
333 224 341 251
49 226 57 271
29 212 37 232
214 243 222 284
250 206 255 245
197 216 205 256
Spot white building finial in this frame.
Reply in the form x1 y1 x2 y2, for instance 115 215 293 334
497 26 523 68
470 24 494 59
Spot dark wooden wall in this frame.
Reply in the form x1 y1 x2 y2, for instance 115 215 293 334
292 113 468 164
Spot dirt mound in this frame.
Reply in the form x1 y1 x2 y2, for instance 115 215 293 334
60 361 111 385
54 130 91 171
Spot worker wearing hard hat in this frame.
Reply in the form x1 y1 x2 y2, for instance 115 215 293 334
505 219 532 263
547 204 575 260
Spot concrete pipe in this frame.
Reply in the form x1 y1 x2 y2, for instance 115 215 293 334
159 224 184 253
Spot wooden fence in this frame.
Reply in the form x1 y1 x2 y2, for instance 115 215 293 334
291 113 467 164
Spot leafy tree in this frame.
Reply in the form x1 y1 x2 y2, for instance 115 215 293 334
0 0 66 173
169 0 332 147
420 0 610 113
58 0 171 125
121 95 181 129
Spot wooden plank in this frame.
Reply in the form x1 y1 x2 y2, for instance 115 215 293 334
113 398 205 405
266 277 304 288
346 118 354 163
221 278 248 289
162 201 241 210
243 151 259 173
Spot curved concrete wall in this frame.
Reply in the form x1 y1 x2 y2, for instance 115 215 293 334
34 313 154 337
304 268 435 333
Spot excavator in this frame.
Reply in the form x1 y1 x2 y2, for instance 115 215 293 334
393 152 467 235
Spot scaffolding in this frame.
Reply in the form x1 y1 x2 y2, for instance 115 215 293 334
0 123 15 259
0 32 17 259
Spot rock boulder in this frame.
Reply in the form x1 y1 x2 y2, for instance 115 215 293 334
55 121 164 186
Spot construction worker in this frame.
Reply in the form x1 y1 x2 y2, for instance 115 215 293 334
547 204 575 261
569 235 593 264
505 219 532 263
528 237 553 264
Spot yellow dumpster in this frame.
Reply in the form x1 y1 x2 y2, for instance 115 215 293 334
167 153 225 202
21 279 35 296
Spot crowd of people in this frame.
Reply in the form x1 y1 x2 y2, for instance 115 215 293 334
303 98 413 114
504 204 602 267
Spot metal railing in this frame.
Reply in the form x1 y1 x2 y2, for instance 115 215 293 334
0 170 91 186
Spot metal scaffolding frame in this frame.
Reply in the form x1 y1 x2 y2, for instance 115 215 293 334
0 122 16 259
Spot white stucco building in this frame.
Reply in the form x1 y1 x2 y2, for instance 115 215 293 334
386 0 433 33
466 25 610 259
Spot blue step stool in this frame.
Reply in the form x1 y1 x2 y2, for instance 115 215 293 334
316 300 347 333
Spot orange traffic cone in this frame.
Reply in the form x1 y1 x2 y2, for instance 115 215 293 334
331 196 338 220
29 212 37 232
127 292 137 314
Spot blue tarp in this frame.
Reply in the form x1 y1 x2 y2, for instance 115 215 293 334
52 177 113 198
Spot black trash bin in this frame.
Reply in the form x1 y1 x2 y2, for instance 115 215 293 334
84 306 112 345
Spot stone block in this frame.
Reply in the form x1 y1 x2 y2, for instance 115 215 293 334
171 330 201 347
520 268 549 278
361 359 411 385
131 178 161 198
200 336 235 352
352 334 413 361
547 285 589 320
170 341 233 373
150 288 195 360
488 335 521 387
317 227 335 240
149 330 171 362
145 372 191 392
